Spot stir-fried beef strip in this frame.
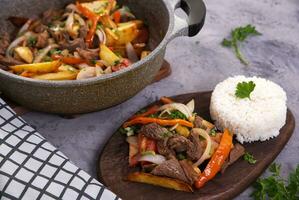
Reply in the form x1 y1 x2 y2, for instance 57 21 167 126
59 37 86 52
151 158 189 183
31 20 48 33
0 33 10 55
186 130 204 161
179 160 200 185
194 115 204 128
0 55 24 66
35 30 49 48
77 48 99 60
139 123 171 141
221 143 245 173
79 25 88 39
167 135 192 153
157 140 176 159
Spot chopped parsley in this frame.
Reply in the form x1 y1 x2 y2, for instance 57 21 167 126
49 49 62 55
222 24 261 65
177 153 186 160
27 36 37 47
162 131 173 138
209 128 217 136
235 81 256 99
114 60 120 65
243 152 257 164
251 163 299 200
169 110 187 120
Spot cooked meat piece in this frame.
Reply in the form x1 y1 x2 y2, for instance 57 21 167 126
179 160 200 185
186 130 204 161
35 31 49 48
77 48 99 60
157 140 176 159
59 38 86 52
32 20 48 33
0 55 24 66
7 16 29 27
221 143 245 173
0 32 10 55
42 9 63 25
139 123 171 141
194 115 204 128
151 158 188 183
168 135 192 152
79 25 88 39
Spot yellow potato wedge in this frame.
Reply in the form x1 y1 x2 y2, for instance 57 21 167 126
33 71 78 80
14 47 33 63
81 0 111 16
175 125 190 137
99 44 120 66
58 64 78 72
10 60 61 74
127 172 193 192
101 15 117 29
106 23 139 46
118 20 144 29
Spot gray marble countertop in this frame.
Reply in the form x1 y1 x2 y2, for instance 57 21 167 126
22 0 299 199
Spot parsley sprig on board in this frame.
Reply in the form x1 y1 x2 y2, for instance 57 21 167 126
243 152 257 164
235 81 256 99
251 163 299 200
222 24 261 65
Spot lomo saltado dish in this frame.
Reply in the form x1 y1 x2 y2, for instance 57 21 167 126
0 0 150 80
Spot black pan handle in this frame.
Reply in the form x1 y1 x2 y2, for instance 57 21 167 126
167 0 206 41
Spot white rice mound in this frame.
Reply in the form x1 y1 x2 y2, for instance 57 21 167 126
210 76 287 143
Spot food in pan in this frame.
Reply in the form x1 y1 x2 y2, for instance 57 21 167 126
0 0 150 80
210 76 287 143
120 77 287 192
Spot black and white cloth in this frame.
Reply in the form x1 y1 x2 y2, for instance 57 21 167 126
0 98 119 200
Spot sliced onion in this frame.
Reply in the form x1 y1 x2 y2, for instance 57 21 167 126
159 103 193 119
169 123 179 131
33 44 58 63
126 42 138 63
158 108 171 118
96 29 106 44
66 4 80 13
66 11 77 38
77 67 96 80
17 19 32 36
186 99 195 113
139 154 166 165
126 136 138 146
6 36 26 57
192 128 212 166
74 14 86 26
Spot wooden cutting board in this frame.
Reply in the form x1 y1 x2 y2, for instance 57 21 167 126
97 91 295 200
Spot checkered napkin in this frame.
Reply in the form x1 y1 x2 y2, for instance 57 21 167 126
0 98 119 200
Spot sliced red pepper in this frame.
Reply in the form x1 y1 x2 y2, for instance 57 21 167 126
76 2 101 47
51 54 86 65
137 133 157 166
194 128 233 189
113 10 121 23
160 96 174 104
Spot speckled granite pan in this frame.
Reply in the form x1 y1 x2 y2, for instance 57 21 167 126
0 0 206 114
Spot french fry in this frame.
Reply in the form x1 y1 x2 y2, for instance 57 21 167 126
99 44 120 66
10 60 61 74
101 15 117 29
118 20 144 29
127 172 193 192
106 23 139 46
33 71 78 80
14 47 33 63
